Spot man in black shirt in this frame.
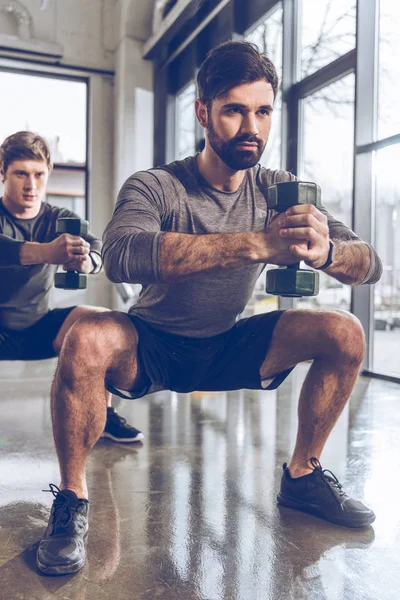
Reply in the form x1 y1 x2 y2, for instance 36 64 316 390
0 131 143 443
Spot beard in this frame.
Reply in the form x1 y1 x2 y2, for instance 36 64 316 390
206 117 266 170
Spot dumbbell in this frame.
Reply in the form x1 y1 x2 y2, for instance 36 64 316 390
266 181 321 297
54 217 89 290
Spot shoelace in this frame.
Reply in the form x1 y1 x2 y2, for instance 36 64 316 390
309 457 346 497
42 483 62 499
42 484 75 531
109 411 136 431
110 412 128 425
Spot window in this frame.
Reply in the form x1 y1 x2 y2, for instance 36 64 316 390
246 3 283 171
299 0 356 79
372 145 400 376
298 73 355 311
243 3 283 317
367 2 400 377
0 70 88 217
153 0 400 381
175 82 196 159
378 1 400 140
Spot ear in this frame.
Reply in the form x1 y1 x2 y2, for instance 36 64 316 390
0 169 4 184
195 98 208 129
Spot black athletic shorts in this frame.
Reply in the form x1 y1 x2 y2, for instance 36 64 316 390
0 307 76 360
107 310 294 400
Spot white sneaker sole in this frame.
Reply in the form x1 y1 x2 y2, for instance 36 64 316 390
101 431 144 443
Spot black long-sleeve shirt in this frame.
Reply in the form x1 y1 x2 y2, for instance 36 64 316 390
0 199 102 330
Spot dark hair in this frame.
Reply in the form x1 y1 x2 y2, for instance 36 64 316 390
0 131 53 173
197 40 279 105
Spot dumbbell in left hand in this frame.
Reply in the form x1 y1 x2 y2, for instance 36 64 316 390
54 217 89 290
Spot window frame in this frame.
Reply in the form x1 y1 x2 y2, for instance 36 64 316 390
151 0 400 383
0 65 90 220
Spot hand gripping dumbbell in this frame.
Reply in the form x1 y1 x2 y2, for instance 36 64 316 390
54 217 89 290
266 181 321 298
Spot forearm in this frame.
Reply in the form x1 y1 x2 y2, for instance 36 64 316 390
159 231 262 282
0 234 50 267
103 230 264 284
19 242 51 265
324 240 381 285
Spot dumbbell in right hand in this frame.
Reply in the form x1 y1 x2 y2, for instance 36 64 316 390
266 181 321 298
54 217 89 290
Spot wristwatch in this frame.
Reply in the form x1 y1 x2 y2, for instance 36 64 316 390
315 240 335 270
89 251 102 274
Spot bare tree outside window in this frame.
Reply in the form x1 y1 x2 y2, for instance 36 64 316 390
378 0 400 139
291 2 356 313
300 0 356 79
246 3 283 172
297 74 355 312
301 76 354 224
176 82 196 159
241 4 283 317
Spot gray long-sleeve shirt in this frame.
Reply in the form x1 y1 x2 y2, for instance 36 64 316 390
103 156 382 338
0 199 102 330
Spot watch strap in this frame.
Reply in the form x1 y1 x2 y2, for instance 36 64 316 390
315 240 335 270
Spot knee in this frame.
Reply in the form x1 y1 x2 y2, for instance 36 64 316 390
61 311 133 371
323 310 366 364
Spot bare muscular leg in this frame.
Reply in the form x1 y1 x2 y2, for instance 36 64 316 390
50 311 144 498
52 306 114 408
260 309 366 477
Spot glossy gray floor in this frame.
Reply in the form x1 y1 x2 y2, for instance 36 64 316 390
0 359 399 600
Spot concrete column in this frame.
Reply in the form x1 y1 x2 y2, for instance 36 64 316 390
114 32 154 193
112 2 155 309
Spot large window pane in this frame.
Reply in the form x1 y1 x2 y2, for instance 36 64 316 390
0 71 87 165
298 74 355 311
299 0 356 79
378 1 400 140
176 82 196 159
246 2 283 171
372 144 400 376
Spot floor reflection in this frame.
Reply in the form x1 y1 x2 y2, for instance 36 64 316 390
0 361 399 599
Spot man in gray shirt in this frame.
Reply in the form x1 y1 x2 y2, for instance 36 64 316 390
0 131 143 444
37 41 382 575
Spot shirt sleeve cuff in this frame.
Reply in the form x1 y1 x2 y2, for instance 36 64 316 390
359 243 383 285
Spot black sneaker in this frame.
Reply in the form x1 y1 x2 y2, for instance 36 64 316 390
36 484 89 575
277 457 376 528
101 407 144 443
